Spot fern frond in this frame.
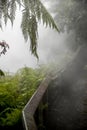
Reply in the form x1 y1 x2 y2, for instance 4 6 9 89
0 0 59 58
21 10 29 41
21 0 59 58
37 0 59 32
2 0 8 25
28 15 38 58
21 8 38 58
9 0 16 26
0 0 6 26
0 10 2 29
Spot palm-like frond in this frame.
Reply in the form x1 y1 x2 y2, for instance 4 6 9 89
36 0 59 31
9 0 16 26
0 0 17 26
2 0 8 25
0 0 59 58
21 0 59 58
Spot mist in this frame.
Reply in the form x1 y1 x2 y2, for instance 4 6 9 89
0 0 87 130
0 8 75 73
41 0 87 130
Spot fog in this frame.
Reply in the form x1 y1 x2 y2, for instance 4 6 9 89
40 1 87 130
0 8 74 73
0 0 87 129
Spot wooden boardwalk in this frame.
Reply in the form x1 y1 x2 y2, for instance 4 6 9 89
22 75 52 130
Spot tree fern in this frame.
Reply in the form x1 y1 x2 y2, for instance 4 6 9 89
0 0 59 58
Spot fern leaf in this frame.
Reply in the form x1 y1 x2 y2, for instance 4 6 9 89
38 0 59 32
21 10 29 41
21 0 59 58
9 0 16 26
3 3 8 25
0 0 59 58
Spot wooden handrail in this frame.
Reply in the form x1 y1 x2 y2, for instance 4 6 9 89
22 75 52 130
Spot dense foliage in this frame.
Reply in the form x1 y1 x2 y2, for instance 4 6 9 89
0 67 45 129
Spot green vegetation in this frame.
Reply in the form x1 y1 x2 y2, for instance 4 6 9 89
0 0 59 58
0 66 46 129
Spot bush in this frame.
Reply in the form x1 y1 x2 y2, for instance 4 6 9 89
0 67 45 128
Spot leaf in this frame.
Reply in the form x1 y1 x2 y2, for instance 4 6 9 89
0 0 59 58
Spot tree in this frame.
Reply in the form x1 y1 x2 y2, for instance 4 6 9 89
0 0 59 58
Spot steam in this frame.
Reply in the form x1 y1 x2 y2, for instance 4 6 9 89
37 26 78 75
0 0 83 74
37 1 79 74
40 1 87 130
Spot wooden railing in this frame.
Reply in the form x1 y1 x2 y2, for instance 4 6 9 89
22 75 52 130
